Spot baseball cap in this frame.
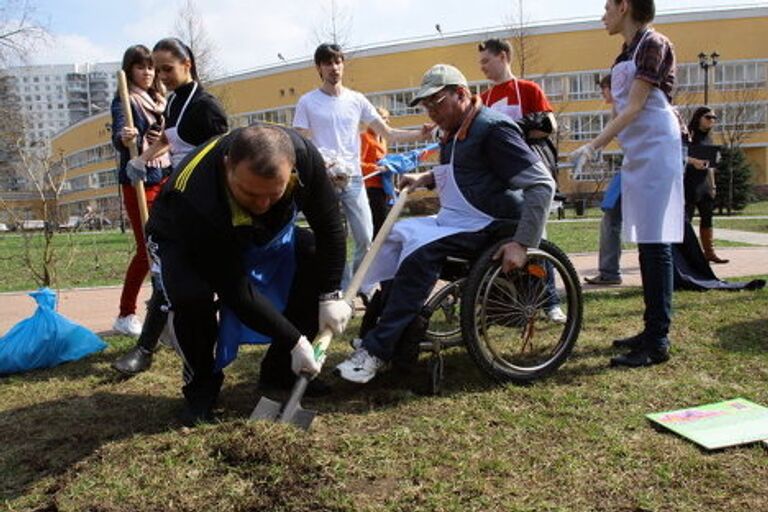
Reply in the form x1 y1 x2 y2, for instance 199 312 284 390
408 64 469 107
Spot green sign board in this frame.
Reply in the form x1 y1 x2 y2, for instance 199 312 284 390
647 398 768 450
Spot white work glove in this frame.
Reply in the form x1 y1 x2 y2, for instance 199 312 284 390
569 144 596 178
290 335 321 377
318 296 352 335
125 157 147 183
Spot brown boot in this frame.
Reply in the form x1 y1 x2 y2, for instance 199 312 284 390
700 227 729 264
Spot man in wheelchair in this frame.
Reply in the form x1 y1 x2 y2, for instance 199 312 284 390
335 64 556 384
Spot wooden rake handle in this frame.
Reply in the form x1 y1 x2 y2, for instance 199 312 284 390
116 70 150 227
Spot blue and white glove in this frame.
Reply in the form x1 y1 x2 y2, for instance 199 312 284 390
125 157 147 183
290 336 321 377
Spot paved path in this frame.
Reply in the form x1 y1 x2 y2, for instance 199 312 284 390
2 235 766 336
710 228 768 246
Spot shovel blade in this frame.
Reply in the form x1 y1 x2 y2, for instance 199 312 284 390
250 396 318 430
279 406 317 430
250 396 283 421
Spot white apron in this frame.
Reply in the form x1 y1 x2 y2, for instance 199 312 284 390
165 81 199 169
487 79 524 121
612 30 684 243
362 138 495 289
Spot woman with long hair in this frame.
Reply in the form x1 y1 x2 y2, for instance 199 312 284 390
112 38 228 375
111 45 171 337
685 106 728 263
571 0 684 367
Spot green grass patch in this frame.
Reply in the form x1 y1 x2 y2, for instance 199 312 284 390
712 218 768 234
0 231 135 292
2 284 767 510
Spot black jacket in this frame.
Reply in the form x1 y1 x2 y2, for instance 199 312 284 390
146 127 346 343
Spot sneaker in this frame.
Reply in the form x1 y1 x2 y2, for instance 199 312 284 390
335 348 385 384
584 275 622 286
545 306 567 324
113 314 143 337
349 337 363 350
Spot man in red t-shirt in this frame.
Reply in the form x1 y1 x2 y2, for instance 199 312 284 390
478 38 566 324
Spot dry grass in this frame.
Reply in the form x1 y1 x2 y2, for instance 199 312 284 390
2 282 767 511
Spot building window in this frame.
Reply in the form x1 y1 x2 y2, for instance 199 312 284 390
534 76 565 102
366 89 422 117
715 102 767 132
560 111 611 141
714 61 767 90
676 63 706 92
567 72 602 101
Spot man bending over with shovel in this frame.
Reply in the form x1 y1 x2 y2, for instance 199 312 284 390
336 64 555 384
145 125 350 425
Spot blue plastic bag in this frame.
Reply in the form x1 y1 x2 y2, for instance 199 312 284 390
0 288 107 375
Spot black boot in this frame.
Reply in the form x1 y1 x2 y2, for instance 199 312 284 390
111 345 153 375
612 333 645 350
610 345 670 367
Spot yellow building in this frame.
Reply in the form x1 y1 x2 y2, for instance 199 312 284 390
47 6 768 221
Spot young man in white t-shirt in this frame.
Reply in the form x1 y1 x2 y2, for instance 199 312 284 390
293 43 430 289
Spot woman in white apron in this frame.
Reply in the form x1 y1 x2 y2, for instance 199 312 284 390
113 38 228 375
571 0 684 367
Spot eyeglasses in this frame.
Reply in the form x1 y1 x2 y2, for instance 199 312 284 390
704 114 718 120
419 93 448 111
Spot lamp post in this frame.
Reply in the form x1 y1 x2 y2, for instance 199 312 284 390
698 51 719 105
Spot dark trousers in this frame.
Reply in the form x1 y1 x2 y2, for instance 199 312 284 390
154 228 321 408
362 230 493 361
638 243 673 349
685 195 714 229
366 186 391 238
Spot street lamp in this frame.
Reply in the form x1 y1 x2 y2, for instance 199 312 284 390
698 51 719 105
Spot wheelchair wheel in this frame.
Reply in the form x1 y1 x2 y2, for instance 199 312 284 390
424 278 464 346
461 239 582 383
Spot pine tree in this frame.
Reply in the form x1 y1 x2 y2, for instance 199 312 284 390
715 146 754 214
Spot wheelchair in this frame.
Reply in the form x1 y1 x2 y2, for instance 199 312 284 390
418 236 583 394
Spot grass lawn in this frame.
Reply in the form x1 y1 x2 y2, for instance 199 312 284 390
712 218 768 234
0 231 135 293
1 282 767 511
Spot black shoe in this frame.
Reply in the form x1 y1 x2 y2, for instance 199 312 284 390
258 375 332 398
612 333 645 350
179 403 215 427
584 275 622 285
111 346 153 375
610 346 670 367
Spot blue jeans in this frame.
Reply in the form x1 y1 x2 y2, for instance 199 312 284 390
638 243 673 350
598 200 623 280
337 175 374 290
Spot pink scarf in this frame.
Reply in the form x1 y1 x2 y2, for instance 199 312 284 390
129 85 171 169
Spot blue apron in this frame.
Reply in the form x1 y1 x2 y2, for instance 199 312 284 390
215 210 297 371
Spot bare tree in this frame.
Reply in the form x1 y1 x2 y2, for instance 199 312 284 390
312 0 354 48
173 0 221 84
505 0 537 78
0 0 48 66
0 140 69 287
0 70 25 191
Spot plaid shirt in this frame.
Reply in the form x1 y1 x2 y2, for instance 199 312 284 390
614 28 676 102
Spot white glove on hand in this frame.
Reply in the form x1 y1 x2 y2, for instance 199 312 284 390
290 335 321 377
318 298 352 335
126 157 147 183
569 144 596 177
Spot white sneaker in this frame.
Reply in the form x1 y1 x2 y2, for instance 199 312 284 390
545 306 567 324
113 314 143 337
349 337 363 350
335 348 385 384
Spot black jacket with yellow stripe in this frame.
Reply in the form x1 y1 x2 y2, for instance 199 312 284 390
146 127 345 344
